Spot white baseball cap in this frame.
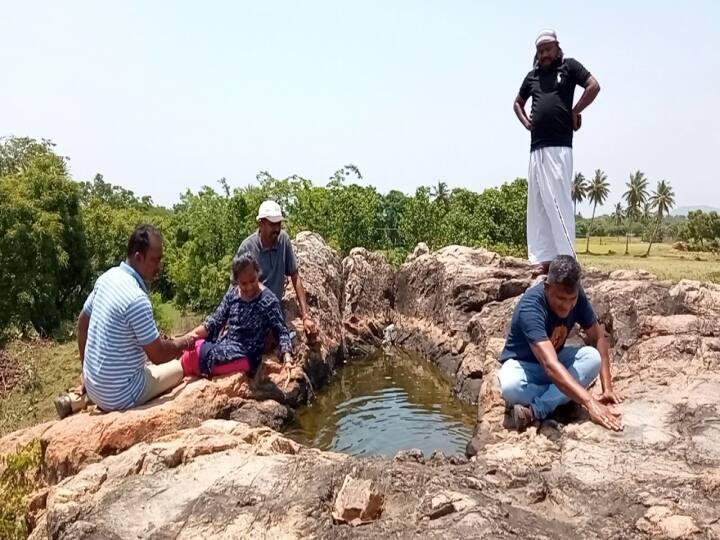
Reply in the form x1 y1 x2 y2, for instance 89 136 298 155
535 29 558 47
256 200 284 223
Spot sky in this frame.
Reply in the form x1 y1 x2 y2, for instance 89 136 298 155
2 1 719 215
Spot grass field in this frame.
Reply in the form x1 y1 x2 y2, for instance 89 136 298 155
577 236 720 283
0 304 202 436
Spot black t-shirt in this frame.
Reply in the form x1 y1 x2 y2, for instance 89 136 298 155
519 57 591 151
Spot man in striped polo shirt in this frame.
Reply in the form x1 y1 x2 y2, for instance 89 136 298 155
55 225 193 416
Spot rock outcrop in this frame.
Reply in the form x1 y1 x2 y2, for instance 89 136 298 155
3 236 720 539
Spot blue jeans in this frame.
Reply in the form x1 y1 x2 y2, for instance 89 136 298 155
498 346 601 420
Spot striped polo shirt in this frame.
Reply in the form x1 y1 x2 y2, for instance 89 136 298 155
82 262 159 411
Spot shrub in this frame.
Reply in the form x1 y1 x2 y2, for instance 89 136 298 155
0 440 43 540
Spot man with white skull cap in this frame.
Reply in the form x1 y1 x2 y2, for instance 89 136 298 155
514 30 601 273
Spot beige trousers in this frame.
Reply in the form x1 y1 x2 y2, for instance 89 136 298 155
136 359 185 405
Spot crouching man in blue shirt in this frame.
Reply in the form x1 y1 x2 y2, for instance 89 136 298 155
498 255 624 431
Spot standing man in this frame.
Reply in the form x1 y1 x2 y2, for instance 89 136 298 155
54 225 193 418
498 255 623 431
514 30 601 273
236 200 318 339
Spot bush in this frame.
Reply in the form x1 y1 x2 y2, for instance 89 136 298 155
150 293 173 335
0 138 90 338
378 248 410 268
0 440 43 540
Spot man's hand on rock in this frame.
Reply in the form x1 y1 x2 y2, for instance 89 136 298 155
586 398 623 432
597 388 624 405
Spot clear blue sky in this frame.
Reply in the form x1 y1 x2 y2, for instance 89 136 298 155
2 1 719 214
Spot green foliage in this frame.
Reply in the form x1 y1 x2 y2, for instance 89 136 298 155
79 173 154 210
150 293 173 335
572 172 587 214
0 138 90 338
1 135 531 326
684 210 720 249
644 180 676 256
167 187 250 310
0 440 43 540
584 169 611 252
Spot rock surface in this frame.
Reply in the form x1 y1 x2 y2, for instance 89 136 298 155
332 474 384 526
3 236 720 538
28 421 647 539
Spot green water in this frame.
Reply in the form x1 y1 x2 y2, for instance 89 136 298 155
286 351 477 457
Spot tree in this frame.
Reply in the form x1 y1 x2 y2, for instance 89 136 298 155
168 187 251 309
327 183 384 253
572 173 587 216
585 170 611 253
644 180 676 256
218 177 231 198
79 173 154 209
642 202 653 225
623 171 649 255
612 202 625 243
430 181 450 209
380 190 408 247
0 136 64 177
0 137 90 336
399 187 438 249
328 164 363 185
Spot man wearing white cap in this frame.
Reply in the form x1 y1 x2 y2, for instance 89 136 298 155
236 200 318 338
514 30 601 273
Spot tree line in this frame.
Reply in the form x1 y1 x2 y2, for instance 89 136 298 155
0 137 526 339
3 136 715 340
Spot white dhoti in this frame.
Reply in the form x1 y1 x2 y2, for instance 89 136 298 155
527 146 576 265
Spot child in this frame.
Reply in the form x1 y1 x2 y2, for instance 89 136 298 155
180 252 294 377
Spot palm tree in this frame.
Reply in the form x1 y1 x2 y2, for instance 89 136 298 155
623 171 649 255
572 173 587 216
644 180 676 257
431 181 450 209
612 202 625 243
585 169 611 253
642 202 653 225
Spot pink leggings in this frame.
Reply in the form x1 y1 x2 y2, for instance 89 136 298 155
180 339 251 377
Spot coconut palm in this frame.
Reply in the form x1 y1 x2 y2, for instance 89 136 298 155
642 201 654 225
623 171 649 255
644 180 676 257
585 169 611 253
572 173 587 216
612 202 625 243
431 181 450 209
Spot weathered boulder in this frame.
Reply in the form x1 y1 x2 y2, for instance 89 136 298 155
31 367 312 483
34 420 639 539
405 241 430 263
341 247 395 356
285 231 345 385
218 396 294 429
395 245 533 336
4 237 720 539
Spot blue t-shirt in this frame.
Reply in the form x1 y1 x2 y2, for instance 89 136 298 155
500 283 596 363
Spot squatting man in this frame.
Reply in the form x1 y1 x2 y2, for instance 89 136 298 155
498 255 624 432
